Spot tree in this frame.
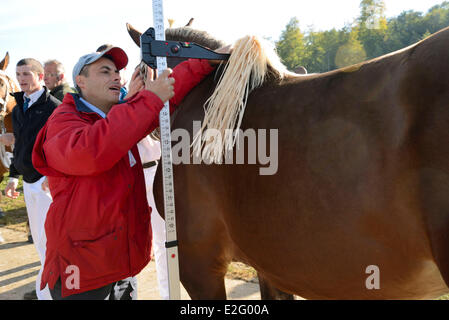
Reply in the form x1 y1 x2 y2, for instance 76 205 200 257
276 17 306 71
335 30 367 68
359 0 387 30
384 11 425 52
275 0 449 73
357 0 388 59
303 27 351 72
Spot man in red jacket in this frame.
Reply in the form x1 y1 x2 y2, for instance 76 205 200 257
31 46 218 299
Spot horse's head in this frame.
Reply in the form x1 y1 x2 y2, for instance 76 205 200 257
126 19 227 141
0 52 19 171
0 52 18 116
126 19 226 70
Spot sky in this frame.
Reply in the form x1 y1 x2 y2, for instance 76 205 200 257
0 0 446 87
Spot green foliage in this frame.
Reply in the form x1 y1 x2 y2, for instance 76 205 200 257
335 30 367 68
276 1 449 73
0 173 27 232
276 17 306 70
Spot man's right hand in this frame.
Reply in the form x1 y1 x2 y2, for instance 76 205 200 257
5 181 20 199
144 68 175 103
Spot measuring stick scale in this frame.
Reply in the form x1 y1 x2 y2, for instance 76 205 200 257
152 0 181 300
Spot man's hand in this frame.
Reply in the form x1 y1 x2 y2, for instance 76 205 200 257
144 68 175 103
5 180 19 199
0 133 15 147
123 67 145 100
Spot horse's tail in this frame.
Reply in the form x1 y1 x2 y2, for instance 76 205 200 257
193 35 290 163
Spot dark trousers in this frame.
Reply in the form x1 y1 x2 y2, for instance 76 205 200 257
50 277 136 300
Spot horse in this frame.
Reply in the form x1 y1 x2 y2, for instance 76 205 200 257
0 52 18 179
127 23 449 299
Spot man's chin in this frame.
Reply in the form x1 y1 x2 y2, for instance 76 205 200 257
110 97 120 105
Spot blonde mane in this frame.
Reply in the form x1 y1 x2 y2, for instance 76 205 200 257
193 35 295 163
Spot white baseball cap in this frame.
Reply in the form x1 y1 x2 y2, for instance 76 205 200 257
72 47 128 86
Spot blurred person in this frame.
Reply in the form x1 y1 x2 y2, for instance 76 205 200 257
43 60 74 101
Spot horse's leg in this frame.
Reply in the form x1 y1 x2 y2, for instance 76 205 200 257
258 273 295 300
179 245 230 299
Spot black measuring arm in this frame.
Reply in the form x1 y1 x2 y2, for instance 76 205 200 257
140 27 230 69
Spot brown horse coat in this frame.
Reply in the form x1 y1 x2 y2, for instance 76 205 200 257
130 24 449 299
0 52 18 178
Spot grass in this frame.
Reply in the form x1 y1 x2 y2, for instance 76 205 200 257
0 173 28 233
226 262 258 282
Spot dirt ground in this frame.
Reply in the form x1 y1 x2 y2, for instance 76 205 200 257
0 226 261 300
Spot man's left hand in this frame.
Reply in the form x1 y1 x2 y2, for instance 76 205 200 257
123 67 145 100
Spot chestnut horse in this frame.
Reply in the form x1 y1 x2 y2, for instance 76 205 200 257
0 52 17 179
128 23 449 299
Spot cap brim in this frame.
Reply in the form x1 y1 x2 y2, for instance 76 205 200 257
101 47 128 70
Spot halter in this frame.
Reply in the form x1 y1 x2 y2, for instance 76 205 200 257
0 69 15 169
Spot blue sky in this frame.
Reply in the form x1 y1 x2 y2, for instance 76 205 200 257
0 0 445 87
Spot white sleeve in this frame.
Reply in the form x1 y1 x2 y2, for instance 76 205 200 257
137 135 161 163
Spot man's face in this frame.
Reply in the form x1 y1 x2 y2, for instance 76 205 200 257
16 65 43 95
44 63 62 90
76 57 121 108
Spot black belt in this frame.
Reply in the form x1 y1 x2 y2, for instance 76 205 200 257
142 160 158 169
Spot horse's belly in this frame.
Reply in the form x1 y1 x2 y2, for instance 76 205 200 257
259 257 449 300
232 216 449 300
399 260 449 300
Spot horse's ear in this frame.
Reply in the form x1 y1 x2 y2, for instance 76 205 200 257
126 23 142 48
0 52 9 71
185 18 194 27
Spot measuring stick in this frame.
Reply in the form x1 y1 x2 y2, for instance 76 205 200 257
152 0 181 300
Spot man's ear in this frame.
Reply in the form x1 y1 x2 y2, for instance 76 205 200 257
75 75 85 90
59 74 64 82
38 72 44 81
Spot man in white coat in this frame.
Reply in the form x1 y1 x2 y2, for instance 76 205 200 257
137 136 169 300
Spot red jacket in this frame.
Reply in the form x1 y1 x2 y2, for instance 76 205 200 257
32 59 214 297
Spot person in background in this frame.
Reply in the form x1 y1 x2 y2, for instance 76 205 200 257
43 60 74 101
136 136 168 299
5 58 61 300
